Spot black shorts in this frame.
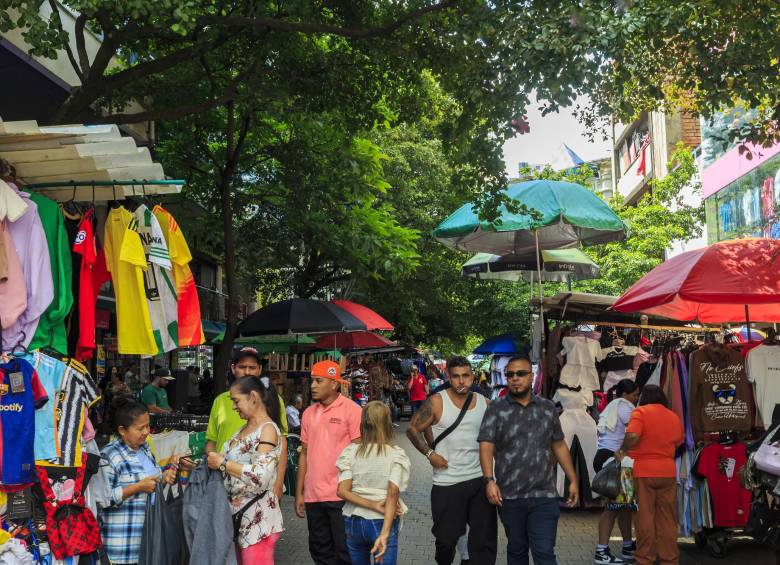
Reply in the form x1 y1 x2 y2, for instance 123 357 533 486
593 448 615 473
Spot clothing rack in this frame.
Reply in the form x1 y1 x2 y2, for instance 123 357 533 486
149 413 209 432
581 321 720 333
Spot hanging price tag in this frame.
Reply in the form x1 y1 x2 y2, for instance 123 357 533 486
9 372 25 394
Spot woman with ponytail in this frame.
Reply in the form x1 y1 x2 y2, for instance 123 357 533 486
593 379 640 564
207 376 283 564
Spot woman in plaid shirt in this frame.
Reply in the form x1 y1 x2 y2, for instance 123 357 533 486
96 398 177 564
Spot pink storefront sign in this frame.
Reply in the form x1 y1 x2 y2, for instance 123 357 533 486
702 142 780 199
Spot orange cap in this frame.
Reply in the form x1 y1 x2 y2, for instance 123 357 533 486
311 360 349 384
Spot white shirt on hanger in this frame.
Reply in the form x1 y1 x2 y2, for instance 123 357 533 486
746 344 780 428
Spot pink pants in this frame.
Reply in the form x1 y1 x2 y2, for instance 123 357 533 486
236 532 282 565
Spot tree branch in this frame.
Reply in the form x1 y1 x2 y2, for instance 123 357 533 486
46 0 84 82
102 37 227 91
199 0 458 39
73 12 91 79
94 91 236 124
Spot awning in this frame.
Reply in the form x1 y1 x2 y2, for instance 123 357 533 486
0 118 183 201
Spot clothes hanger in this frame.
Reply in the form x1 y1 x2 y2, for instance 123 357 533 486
109 183 121 209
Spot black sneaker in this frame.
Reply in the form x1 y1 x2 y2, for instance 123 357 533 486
621 542 636 561
594 547 626 564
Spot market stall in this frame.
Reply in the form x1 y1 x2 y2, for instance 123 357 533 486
0 117 210 562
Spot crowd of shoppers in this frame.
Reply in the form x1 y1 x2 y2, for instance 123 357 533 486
93 351 687 565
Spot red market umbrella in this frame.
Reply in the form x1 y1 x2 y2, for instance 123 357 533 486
613 239 780 323
330 300 394 331
314 331 397 350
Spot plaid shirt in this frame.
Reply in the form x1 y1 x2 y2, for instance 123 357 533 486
97 439 157 564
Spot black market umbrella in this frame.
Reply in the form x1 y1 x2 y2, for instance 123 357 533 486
237 298 367 336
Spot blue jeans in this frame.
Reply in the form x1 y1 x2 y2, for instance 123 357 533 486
498 497 560 565
343 515 400 565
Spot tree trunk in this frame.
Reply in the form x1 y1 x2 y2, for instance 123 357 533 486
213 102 242 394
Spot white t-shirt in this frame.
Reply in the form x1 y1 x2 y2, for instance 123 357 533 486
746 344 780 428
561 336 603 367
597 400 635 452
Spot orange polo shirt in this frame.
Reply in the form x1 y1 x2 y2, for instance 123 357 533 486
626 404 684 478
301 394 362 502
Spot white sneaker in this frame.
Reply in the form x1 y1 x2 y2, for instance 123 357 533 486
594 547 626 565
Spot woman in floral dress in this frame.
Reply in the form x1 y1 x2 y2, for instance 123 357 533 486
207 376 284 564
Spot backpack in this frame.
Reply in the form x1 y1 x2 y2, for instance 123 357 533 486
37 454 103 559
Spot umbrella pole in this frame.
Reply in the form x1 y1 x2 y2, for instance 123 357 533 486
535 230 546 390
745 305 752 343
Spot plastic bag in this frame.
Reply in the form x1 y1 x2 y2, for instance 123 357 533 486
592 459 622 499
139 482 186 565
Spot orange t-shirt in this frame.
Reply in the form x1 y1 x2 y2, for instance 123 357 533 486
626 404 684 478
300 394 362 502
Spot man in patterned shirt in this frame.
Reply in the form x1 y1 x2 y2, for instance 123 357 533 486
478 354 579 565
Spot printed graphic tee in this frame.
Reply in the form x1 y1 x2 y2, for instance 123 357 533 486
690 345 752 435
697 442 752 527
0 357 48 489
746 344 780 428
104 207 156 355
153 206 204 347
134 205 178 353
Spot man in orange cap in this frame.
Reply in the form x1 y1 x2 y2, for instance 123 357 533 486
295 360 362 565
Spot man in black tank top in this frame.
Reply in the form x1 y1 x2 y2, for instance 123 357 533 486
407 356 497 564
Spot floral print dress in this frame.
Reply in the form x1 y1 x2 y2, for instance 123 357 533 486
223 421 284 548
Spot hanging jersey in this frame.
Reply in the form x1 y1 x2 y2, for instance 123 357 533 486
4 187 54 351
0 357 48 489
134 205 178 354
104 207 156 355
153 206 205 346
58 360 99 467
27 191 74 355
24 352 67 461
73 208 111 361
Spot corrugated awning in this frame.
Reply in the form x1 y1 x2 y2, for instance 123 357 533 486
0 118 183 201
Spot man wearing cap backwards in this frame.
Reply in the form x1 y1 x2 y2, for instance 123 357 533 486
295 360 362 565
140 368 175 414
205 347 288 500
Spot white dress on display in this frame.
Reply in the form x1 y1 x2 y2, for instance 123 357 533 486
559 336 603 391
553 387 599 500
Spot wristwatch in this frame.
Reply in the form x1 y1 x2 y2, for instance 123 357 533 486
483 476 496 484
219 459 227 475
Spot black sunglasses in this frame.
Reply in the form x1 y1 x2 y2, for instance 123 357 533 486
505 370 533 379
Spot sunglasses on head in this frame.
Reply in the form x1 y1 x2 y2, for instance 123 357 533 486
505 370 532 379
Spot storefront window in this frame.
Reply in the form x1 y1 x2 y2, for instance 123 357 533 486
704 152 780 242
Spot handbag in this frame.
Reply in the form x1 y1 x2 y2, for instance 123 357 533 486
591 459 622 499
36 455 103 559
755 440 780 476
232 491 267 542
432 392 473 450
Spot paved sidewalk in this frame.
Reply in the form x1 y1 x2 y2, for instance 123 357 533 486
276 423 775 564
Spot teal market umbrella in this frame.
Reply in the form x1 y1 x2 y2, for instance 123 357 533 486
462 248 601 283
433 179 627 255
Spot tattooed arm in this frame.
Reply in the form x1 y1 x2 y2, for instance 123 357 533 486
406 395 448 469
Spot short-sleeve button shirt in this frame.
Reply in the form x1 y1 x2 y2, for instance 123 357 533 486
301 394 362 502
478 395 564 499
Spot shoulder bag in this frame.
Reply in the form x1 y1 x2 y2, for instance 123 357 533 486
432 392 474 450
